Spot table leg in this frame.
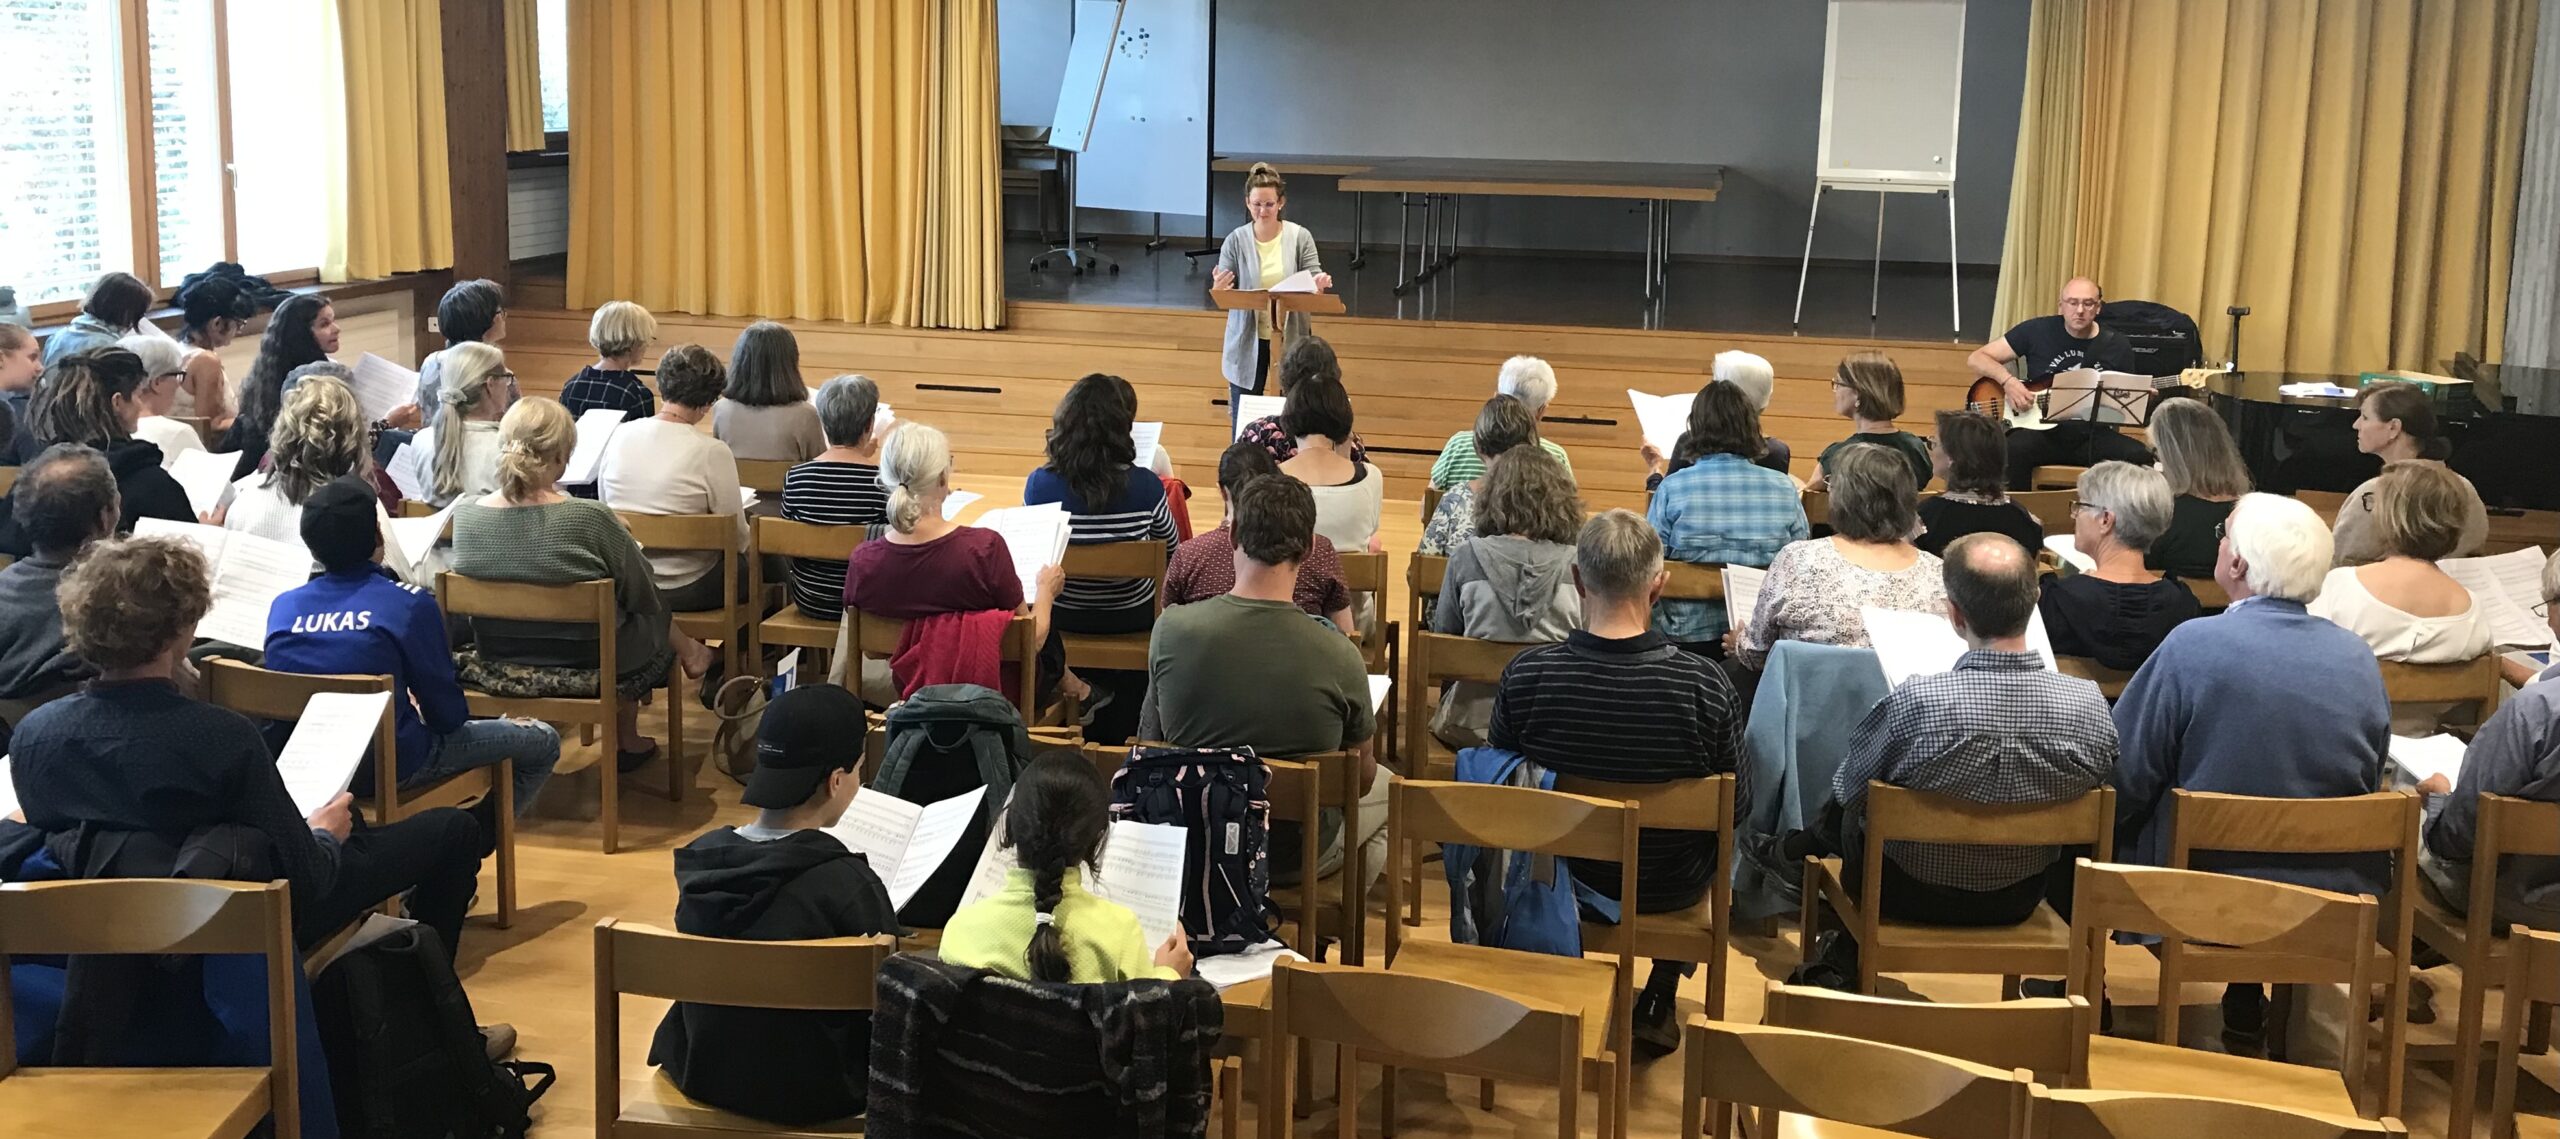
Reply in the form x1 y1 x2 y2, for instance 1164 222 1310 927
1396 192 1412 293
1350 190 1366 269
1643 200 1658 301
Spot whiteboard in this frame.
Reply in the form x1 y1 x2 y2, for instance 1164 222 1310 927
1074 0 1211 217
1049 0 1122 151
997 0 1071 126
1818 0 1965 187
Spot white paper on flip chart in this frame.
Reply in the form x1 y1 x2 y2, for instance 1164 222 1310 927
2388 734 2470 787
825 785 989 911
1232 395 1286 440
2044 534 2097 574
1368 674 1393 713
0 757 18 821
1269 269 1320 293
2440 546 2554 649
1130 421 1165 464
1093 820 1188 950
559 407 629 485
1194 940 1309 991
976 504 1073 600
383 444 430 503
133 519 312 648
1860 605 2057 689
940 490 985 521
1721 566 1766 630
169 449 240 518
349 354 419 423
1626 389 1696 455
272 691 390 815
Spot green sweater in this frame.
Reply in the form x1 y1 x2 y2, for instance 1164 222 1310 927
1428 430 1573 490
448 497 668 676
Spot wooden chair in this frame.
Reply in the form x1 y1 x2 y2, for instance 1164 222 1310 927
1680 1020 2034 1139
2066 860 2377 1122
733 457 792 499
1258 758 1327 961
202 660 516 929
1400 554 1449 726
2424 794 2560 1137
439 573 665 854
1801 784 2115 996
2181 575 2230 611
1419 484 1444 528
2376 655 2503 722
1334 551 1400 765
843 606 1042 725
0 879 300 1139
1058 540 1168 673
591 917 891 1136
1261 751 1367 965
1382 779 1639 1139
1553 772 1737 1021
1397 631 1533 928
747 516 863 672
2032 465 2090 491
2036 1087 2409 1138
2489 926 2560 1139
2052 655 2136 700
1758 980 2090 1089
2164 790 2419 1115
393 499 441 519
616 510 752 685
171 415 216 448
1262 960 1584 1139
2013 489 2078 536
0 466 17 498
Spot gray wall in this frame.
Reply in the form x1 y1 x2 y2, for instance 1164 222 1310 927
1001 0 2030 265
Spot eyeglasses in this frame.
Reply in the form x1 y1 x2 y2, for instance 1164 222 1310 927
2213 521 2227 543
2068 498 2106 515
2536 599 2551 619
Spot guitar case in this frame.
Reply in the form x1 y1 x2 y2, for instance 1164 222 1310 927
2099 299 2204 376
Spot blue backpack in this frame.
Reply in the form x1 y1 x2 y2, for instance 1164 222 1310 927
1444 747 1588 957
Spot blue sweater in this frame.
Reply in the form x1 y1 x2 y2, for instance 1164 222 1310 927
262 566 469 782
2112 596 2391 896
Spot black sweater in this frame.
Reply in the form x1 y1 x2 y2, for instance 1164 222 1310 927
0 439 192 557
1916 496 2046 558
2037 573 2202 673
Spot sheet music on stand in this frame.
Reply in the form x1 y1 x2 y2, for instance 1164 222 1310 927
2042 369 2157 426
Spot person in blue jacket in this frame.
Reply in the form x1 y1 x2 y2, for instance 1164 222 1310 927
263 476 560 816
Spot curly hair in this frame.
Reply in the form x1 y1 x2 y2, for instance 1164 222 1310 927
59 535 214 670
1044 373 1138 508
1472 447 1582 544
264 375 369 506
655 343 727 409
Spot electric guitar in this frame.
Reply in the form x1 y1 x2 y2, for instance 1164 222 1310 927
1965 370 2195 431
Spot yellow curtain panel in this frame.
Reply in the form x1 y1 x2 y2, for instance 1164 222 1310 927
1995 0 2537 373
1988 0 2093 335
567 0 1005 330
503 0 547 152
337 0 455 280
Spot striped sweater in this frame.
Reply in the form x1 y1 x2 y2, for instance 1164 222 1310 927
1023 465 1179 619
778 459 888 619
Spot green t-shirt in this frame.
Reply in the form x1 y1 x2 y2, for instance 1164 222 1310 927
1817 430 1934 490
1138 594 1375 754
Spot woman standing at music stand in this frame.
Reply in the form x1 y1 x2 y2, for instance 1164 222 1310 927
1211 163 1331 433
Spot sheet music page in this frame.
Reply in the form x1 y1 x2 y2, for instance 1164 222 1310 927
1269 269 1319 293
1130 421 1165 464
940 490 984 521
1368 674 1393 713
824 788 926 900
1093 819 1188 949
0 756 18 821
133 516 228 563
273 691 391 815
383 443 431 503
168 449 240 518
559 407 629 486
199 528 315 648
956 802 1017 912
1194 940 1309 991
2388 733 2469 787
873 403 896 436
888 786 989 911
2044 534 2096 573
1721 566 1766 629
1862 606 2059 688
1626 389 1696 455
2441 549 2554 648
349 354 419 422
1232 395 1286 439
976 504 1073 600
383 503 458 577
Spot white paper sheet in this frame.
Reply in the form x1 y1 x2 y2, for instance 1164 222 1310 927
2044 534 2096 574
873 404 896 437
2388 734 2470 787
1269 269 1320 293
383 503 457 575
383 443 430 503
1721 566 1766 630
976 504 1073 600
1367 674 1393 713
559 407 628 486
1194 940 1309 991
1130 421 1165 465
2440 546 2554 649
1861 605 2058 688
1232 394 1286 439
1093 819 1188 950
940 490 984 521
0 756 18 821
168 449 240 518
134 519 311 648
1626 389 1696 455
349 353 419 422
273 691 390 816
956 803 1016 912
825 786 989 911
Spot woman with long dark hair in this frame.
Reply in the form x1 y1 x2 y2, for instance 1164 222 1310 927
1025 374 1180 634
227 294 337 477
173 276 253 429
713 321 825 464
940 751 1192 982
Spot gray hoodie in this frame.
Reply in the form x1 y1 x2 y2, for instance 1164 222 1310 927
1428 535 1581 749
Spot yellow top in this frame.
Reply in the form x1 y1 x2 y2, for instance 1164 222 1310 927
939 867 1178 984
1255 231 1286 340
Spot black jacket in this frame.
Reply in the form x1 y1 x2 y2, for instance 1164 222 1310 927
0 438 192 557
648 827 900 1126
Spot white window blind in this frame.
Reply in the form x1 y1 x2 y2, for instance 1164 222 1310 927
0 0 134 305
149 0 228 284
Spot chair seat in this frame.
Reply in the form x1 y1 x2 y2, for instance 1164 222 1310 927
621 1072 866 1135
1582 898 1721 962
2173 940 2393 986
673 607 747 642
1219 976 1272 1039
1776 1115 1927 1139
461 692 601 723
1384 938 1617 1064
1060 632 1150 673
2520 1111 2559 1139
0 1068 272 1139
1814 858 2073 960
2085 1034 2359 1119
759 608 841 651
369 767 493 815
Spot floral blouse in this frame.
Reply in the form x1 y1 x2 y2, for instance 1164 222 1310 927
1736 536 1948 670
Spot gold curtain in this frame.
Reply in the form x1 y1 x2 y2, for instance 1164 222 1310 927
337 0 454 280
567 0 1005 330
1995 0 2537 372
1988 0 2093 334
502 0 547 152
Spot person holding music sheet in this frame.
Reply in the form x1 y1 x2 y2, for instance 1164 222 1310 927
1968 277 2154 489
1211 163 1331 431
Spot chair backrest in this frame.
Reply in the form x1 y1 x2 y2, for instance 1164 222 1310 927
2167 790 2418 861
615 511 740 559
1061 540 1169 614
1410 631 1531 688
202 659 400 808
1420 484 1444 527
1385 779 1639 971
0 878 299 1132
844 605 1040 722
2051 655 2135 699
436 573 617 676
1865 784 2116 851
752 514 864 561
1801 490 1829 529
2376 655 2502 716
2029 465 2089 491
734 457 792 495
1684 1021 2033 1139
1757 982 2089 1088
1659 560 1723 602
1271 959 1582 1137
2181 575 2230 610
2011 490 2078 536
2035 1087 2408 1138
395 499 441 519
2067 860 2375 1007
1408 553 1450 601
2493 925 2560 1138
1335 550 1390 594
1551 772 1732 836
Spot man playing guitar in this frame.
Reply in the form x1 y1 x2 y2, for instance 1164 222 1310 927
1967 277 2156 489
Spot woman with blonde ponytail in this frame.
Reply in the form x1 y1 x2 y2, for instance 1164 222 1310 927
449 396 714 772
941 751 1193 982
415 341 517 506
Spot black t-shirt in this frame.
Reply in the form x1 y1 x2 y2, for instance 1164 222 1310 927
2002 314 2134 388
1915 497 2045 558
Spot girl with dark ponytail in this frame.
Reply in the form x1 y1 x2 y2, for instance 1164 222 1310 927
939 751 1192 983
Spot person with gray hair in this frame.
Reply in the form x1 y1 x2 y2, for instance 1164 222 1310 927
1731 443 1947 671
2037 461 2199 671
2419 549 2560 933
1489 508 1745 1054
119 332 207 464
0 444 119 704
1428 354 1576 489
778 375 893 619
2111 491 2388 1047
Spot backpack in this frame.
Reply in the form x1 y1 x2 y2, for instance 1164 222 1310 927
1108 745 1274 956
873 683 1033 928
1444 747 1584 957
311 925 555 1139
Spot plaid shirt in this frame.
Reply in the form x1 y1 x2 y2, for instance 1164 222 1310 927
559 366 657 423
1645 453 1807 641
1833 649 2117 892
1427 430 1573 489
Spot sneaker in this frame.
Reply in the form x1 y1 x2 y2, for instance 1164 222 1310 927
2220 984 2266 1055
480 1022 518 1061
616 740 661 774
1076 687 1117 729
1632 987 1681 1058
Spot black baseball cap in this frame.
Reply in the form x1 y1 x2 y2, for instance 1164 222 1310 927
300 475 382 573
740 685 867 809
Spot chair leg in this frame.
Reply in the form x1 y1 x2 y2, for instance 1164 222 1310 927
1480 1078 1496 1111
600 709 621 855
2448 947 2492 1139
494 759 516 929
1335 1047 1361 1139
1220 1056 1244 1139
1378 1061 1397 1138
665 666 687 802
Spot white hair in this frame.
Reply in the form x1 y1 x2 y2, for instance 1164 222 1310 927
1710 350 1774 411
877 421 951 534
1496 355 1557 414
2225 492 2333 602
117 333 183 379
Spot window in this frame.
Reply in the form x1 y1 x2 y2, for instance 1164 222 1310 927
537 0 567 133
225 0 330 275
149 0 228 285
0 0 135 306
